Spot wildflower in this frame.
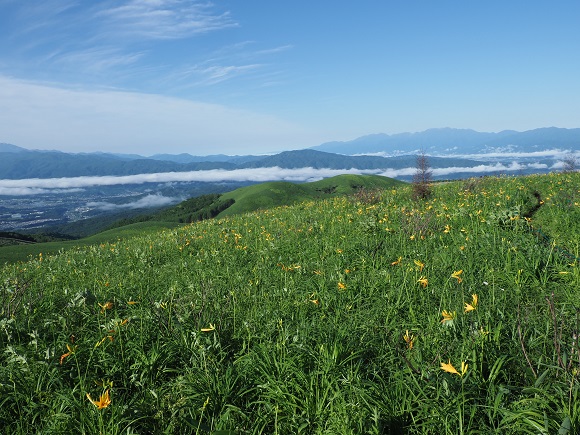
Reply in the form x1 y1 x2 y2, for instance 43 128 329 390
417 276 428 288
440 360 468 377
451 270 463 283
59 344 77 365
337 282 347 290
86 389 111 409
441 310 456 324
414 260 425 272
201 323 216 332
391 257 402 266
99 301 113 313
403 330 415 350
443 224 451 233
464 294 478 313
95 335 114 348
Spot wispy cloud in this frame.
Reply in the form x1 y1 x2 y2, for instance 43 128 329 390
177 63 263 85
3 1 239 83
51 47 145 73
96 0 237 40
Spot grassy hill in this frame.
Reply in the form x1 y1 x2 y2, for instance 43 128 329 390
0 172 579 433
0 174 403 264
218 174 404 217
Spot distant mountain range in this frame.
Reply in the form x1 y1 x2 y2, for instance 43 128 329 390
1 127 578 180
312 127 580 155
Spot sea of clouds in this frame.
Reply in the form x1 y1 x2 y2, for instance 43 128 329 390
0 161 566 197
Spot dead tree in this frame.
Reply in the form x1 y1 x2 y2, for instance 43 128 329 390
412 149 433 200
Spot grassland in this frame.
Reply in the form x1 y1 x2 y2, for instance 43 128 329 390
0 172 579 434
0 174 404 265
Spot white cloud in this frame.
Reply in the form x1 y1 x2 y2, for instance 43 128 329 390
87 194 179 210
0 162 557 196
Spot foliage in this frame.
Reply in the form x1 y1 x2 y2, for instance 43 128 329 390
0 172 579 433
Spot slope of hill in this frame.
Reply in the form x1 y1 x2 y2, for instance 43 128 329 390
217 174 405 217
0 174 404 263
0 172 578 433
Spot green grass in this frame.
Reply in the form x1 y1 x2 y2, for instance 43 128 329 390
0 174 402 265
0 221 182 265
217 173 404 217
0 172 579 434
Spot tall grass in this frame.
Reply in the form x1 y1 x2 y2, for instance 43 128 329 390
0 172 579 433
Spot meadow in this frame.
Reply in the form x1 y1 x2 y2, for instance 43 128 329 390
0 172 579 434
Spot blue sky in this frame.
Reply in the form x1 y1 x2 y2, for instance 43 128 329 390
1 0 579 155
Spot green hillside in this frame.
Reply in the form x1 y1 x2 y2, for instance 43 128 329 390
0 174 403 264
217 174 405 217
1 172 579 433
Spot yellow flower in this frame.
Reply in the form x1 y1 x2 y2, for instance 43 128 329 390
201 323 216 332
414 260 425 272
464 294 478 313
417 276 428 288
451 270 463 283
403 330 415 350
441 310 456 324
99 301 113 313
87 389 111 409
440 360 468 377
391 257 402 266
337 282 347 290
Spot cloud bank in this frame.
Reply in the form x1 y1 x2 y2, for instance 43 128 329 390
0 162 560 196
87 194 180 211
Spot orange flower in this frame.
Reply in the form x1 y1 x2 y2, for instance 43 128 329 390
86 389 111 409
391 257 402 266
59 344 77 365
337 282 347 290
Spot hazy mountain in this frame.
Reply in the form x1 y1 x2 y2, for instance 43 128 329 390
312 127 580 155
148 153 263 165
239 149 483 170
0 143 28 153
0 150 236 179
1 127 578 180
